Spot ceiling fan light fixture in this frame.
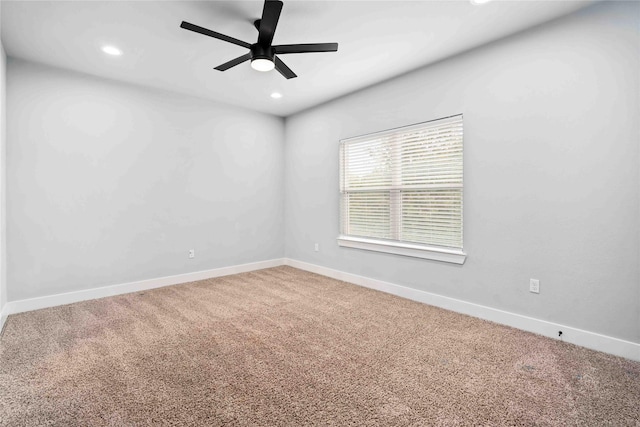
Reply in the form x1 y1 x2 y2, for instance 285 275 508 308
251 58 275 72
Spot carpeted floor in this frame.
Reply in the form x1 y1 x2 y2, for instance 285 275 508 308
0 266 638 426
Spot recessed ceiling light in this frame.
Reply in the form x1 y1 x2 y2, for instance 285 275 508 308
270 92 283 99
471 0 494 4
102 45 122 56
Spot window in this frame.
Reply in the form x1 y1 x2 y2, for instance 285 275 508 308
338 114 465 264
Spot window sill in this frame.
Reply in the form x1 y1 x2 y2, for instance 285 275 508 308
337 235 467 265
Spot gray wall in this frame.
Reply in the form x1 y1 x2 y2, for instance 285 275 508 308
7 59 285 301
0 30 6 313
284 1 640 343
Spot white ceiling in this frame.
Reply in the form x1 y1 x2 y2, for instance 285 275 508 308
2 0 595 117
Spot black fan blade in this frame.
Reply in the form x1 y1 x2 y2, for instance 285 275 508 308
214 53 252 71
274 57 297 79
257 1 283 47
180 21 251 49
274 43 338 54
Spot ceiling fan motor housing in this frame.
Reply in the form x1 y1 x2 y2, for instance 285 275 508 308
250 44 274 62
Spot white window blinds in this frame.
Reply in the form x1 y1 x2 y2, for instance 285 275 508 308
340 115 463 250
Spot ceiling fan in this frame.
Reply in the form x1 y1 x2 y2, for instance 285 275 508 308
180 0 338 79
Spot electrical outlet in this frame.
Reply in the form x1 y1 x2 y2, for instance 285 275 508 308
529 278 539 293
189 249 195 259
314 243 319 252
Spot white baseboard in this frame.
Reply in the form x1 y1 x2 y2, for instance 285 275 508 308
284 258 640 362
3 257 638 362
0 304 7 336
4 258 285 316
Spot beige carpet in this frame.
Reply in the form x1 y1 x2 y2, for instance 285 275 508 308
0 266 638 426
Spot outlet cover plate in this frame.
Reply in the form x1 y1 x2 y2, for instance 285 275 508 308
530 279 540 293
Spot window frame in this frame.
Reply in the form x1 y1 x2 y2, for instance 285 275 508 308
337 115 466 265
